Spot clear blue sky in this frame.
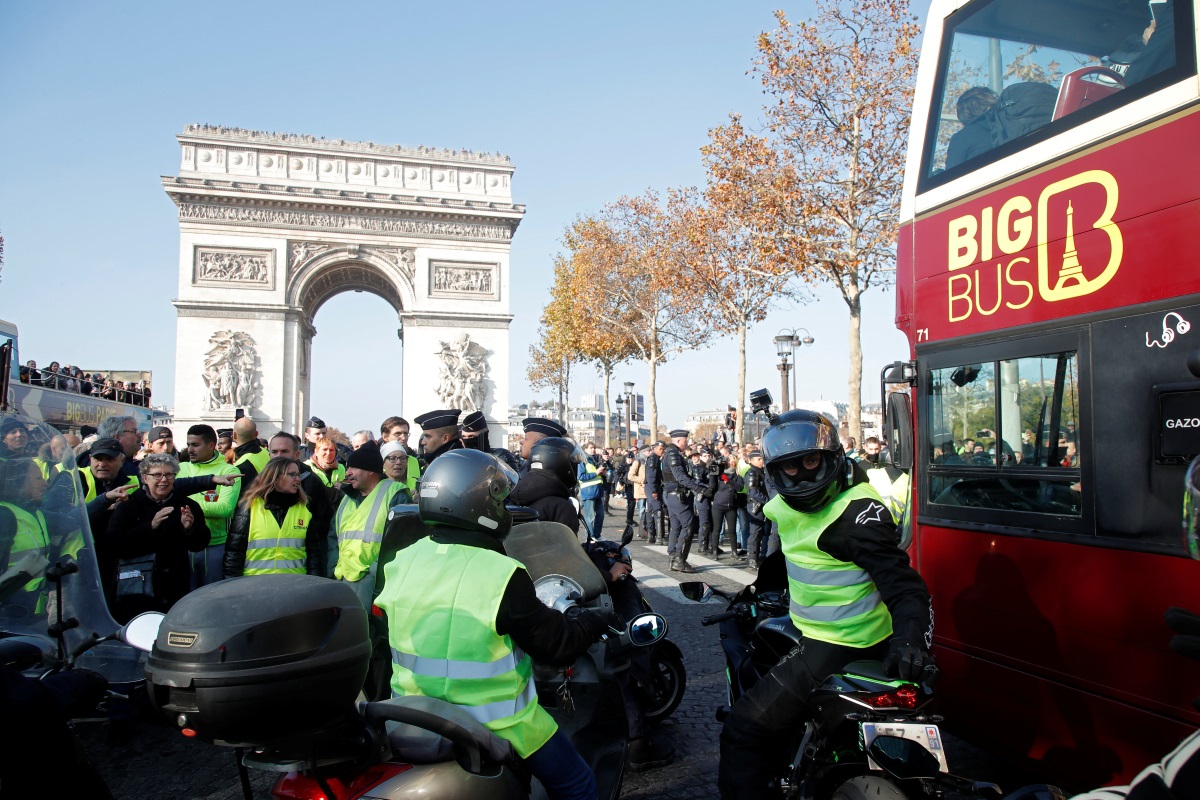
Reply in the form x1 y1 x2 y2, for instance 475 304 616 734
0 1 909 434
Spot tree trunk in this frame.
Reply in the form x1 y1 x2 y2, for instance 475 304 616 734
561 357 571 427
602 364 612 447
647 339 659 442
847 289 863 443
736 320 747 446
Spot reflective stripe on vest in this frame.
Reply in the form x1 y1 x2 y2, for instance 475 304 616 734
579 461 602 490
767 483 893 648
1 502 50 609
81 468 140 503
244 499 311 575
378 537 557 759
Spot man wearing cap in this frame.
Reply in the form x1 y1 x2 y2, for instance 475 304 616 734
216 428 233 457
146 426 175 457
380 440 420 500
413 409 463 469
329 441 403 609
461 411 520 472
0 418 29 460
231 416 269 482
178 424 242 588
742 449 771 571
518 417 568 464
662 429 709 573
300 416 328 461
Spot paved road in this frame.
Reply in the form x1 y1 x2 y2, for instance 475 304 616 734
77 505 1028 799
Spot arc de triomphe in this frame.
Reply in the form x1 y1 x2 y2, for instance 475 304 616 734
163 125 522 440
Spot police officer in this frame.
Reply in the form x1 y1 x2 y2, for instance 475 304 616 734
374 450 618 800
643 442 665 545
693 449 721 557
508 437 583 532
662 429 708 573
460 410 521 472
718 410 934 800
518 417 568 464
413 409 464 469
742 450 770 570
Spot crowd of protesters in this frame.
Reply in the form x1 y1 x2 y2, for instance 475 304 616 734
17 360 152 407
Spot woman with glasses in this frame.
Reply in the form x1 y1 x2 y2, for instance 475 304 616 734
106 453 206 622
223 457 321 577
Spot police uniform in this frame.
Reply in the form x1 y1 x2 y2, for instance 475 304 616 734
692 453 720 556
518 417 568 473
662 430 707 572
414 409 465 469
643 449 664 544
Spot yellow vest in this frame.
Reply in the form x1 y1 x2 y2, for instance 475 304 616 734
233 446 270 476
333 478 402 583
1 502 50 613
80 467 139 503
244 499 311 575
305 460 346 488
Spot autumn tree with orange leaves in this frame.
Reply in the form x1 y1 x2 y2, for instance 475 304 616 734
563 192 708 440
716 0 919 441
527 256 582 425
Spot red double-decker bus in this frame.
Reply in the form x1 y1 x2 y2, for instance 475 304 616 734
892 0 1200 790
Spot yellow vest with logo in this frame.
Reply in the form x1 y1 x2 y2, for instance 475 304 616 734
766 483 893 648
379 536 558 759
244 499 311 575
333 478 402 582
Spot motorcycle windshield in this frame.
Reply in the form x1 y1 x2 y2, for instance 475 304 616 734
504 521 608 602
0 412 120 653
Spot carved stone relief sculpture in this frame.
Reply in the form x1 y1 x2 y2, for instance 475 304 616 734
429 262 498 300
194 247 275 288
201 330 259 411
435 333 489 413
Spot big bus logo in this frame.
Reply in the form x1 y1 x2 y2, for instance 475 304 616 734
945 169 1123 322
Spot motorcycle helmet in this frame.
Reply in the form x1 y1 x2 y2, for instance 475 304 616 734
760 409 849 513
417 449 519 541
528 436 585 490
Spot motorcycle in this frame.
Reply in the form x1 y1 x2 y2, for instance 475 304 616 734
140 516 666 800
680 551 1064 800
580 521 686 727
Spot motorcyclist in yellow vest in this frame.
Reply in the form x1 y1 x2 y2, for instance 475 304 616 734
329 441 403 609
224 457 318 577
718 410 934 800
0 458 54 616
230 417 270 482
862 436 909 524
375 449 618 800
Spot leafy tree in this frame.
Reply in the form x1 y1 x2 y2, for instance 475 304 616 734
749 0 920 441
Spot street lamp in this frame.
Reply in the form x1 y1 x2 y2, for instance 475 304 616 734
774 333 796 412
780 328 814 412
615 395 625 448
623 381 635 448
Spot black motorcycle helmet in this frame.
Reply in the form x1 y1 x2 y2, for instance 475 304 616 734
528 436 585 490
760 409 850 513
417 449 519 541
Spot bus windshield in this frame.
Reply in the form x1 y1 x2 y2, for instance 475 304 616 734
924 0 1192 181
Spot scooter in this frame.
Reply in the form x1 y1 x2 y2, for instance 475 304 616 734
680 552 1064 800
141 518 665 800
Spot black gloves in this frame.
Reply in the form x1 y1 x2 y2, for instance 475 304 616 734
565 606 622 638
882 637 936 684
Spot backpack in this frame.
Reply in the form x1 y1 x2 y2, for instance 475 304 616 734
983 82 1058 147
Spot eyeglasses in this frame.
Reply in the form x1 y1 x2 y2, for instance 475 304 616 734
284 472 301 479
384 455 406 463
144 472 176 480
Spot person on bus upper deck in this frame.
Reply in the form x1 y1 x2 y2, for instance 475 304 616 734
945 86 999 170
718 409 934 800
1107 0 1177 87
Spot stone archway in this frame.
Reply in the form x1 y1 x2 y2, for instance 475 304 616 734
165 125 523 438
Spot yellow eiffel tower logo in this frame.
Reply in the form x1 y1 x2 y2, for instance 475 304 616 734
1054 201 1085 292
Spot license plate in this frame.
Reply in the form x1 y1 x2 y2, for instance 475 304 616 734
860 721 949 773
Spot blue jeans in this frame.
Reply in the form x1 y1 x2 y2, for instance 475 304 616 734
581 496 604 539
525 728 597 800
736 507 750 549
190 544 225 591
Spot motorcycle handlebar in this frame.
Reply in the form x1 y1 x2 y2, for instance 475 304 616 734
702 611 740 626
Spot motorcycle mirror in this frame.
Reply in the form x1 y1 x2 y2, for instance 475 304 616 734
619 524 635 548
678 582 713 603
627 613 668 646
121 611 166 652
867 735 942 780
